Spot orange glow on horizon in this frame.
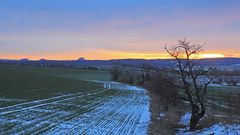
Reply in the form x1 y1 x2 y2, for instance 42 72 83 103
0 51 237 60
198 53 225 59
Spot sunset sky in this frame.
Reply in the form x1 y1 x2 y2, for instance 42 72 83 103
0 0 240 60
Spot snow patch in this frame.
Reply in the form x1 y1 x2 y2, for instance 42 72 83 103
160 112 166 117
177 123 240 135
179 112 191 126
88 80 146 92
133 96 151 135
0 97 25 102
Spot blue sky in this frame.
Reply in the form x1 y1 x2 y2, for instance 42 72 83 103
0 0 240 59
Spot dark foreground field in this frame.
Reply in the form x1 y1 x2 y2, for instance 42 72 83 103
0 64 111 107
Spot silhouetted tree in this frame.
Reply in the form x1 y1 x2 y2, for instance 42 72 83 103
110 66 122 82
165 39 212 130
119 71 134 84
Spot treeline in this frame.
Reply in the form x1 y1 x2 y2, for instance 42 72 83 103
211 69 240 86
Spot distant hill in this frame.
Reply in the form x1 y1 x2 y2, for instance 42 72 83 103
1 58 240 70
78 57 86 61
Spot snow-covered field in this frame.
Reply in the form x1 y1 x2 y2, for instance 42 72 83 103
0 81 150 135
177 112 240 135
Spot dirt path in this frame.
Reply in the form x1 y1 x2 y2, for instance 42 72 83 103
0 81 150 135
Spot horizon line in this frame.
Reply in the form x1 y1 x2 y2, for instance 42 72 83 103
1 57 240 61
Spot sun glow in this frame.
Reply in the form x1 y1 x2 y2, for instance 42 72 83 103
199 53 225 59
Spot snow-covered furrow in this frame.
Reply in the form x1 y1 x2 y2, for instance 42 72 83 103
45 90 128 134
27 95 115 135
1 88 107 116
0 88 110 134
0 81 151 135
0 88 105 115
45 81 150 135
3 97 101 135
30 91 122 135
95 92 148 135
0 97 25 102
71 91 135 134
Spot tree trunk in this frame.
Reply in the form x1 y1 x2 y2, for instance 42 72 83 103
189 105 205 130
190 113 198 130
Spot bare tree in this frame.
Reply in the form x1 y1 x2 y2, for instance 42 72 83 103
119 71 134 84
110 66 122 82
136 72 145 86
165 39 212 130
148 71 178 111
141 64 154 82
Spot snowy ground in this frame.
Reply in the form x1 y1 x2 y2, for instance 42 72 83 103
0 81 150 135
189 124 240 135
177 112 240 135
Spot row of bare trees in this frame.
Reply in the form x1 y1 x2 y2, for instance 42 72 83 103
212 69 240 86
146 70 179 111
110 65 153 85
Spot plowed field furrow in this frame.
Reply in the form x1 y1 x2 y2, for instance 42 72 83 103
0 81 150 135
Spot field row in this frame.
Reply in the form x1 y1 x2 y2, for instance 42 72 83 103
0 81 150 135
